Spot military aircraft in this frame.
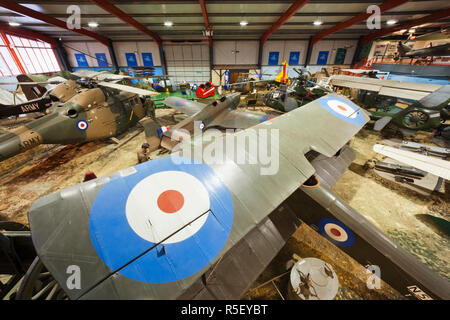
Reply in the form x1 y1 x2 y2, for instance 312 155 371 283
395 40 450 61
262 69 326 112
7 94 448 300
143 92 278 151
372 85 450 133
0 81 159 162
326 75 450 133
0 71 133 118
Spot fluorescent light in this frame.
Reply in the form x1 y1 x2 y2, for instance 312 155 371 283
240 21 248 26
8 22 21 27
88 22 99 28
164 21 173 27
386 19 397 25
313 20 322 26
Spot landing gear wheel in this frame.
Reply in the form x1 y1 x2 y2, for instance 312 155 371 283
16 257 68 300
402 111 429 129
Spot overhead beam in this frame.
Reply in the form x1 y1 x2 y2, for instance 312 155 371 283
362 8 450 44
0 23 57 47
199 0 213 47
0 0 110 46
260 0 310 45
90 0 163 47
311 0 411 45
0 11 438 19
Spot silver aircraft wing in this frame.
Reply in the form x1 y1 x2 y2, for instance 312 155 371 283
328 75 442 100
163 96 206 116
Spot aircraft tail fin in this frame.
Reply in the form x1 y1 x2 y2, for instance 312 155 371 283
16 74 47 100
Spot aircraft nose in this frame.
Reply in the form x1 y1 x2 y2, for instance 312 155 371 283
229 92 241 107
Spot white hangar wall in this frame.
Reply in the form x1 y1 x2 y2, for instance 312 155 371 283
112 41 161 67
64 42 112 69
164 43 210 84
213 41 260 66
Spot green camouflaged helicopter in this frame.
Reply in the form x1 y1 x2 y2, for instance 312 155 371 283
371 85 450 132
0 76 159 162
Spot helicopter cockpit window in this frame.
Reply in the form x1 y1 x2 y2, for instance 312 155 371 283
205 82 212 89
199 84 206 89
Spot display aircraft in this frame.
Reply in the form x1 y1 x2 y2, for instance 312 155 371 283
326 76 450 132
395 41 450 60
371 85 450 132
17 94 450 300
262 69 326 112
0 71 133 118
143 93 278 151
0 81 159 162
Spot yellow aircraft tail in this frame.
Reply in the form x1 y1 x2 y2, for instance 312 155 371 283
275 60 290 84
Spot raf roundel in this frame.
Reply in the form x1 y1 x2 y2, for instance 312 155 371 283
88 156 234 283
318 218 355 247
175 99 186 106
317 96 365 126
260 114 276 123
76 120 88 131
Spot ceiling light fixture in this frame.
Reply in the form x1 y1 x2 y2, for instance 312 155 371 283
8 22 21 27
164 21 173 27
313 20 322 26
240 21 248 26
386 19 397 25
88 22 99 28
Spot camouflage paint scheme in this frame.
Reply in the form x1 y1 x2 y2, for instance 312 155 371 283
371 85 450 131
0 86 151 162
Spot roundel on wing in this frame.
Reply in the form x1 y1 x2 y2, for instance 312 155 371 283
175 99 187 106
317 96 365 126
318 218 355 247
88 157 234 283
260 114 276 123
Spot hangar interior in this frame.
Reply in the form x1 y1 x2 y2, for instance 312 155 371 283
0 0 449 301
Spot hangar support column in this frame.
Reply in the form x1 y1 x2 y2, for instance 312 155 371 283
108 40 119 71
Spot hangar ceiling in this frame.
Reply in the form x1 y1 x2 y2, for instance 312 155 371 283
0 0 448 43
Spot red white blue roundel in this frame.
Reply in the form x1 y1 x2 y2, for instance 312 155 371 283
260 115 276 123
199 121 205 130
318 218 354 247
88 157 234 283
317 96 365 126
175 99 186 107
77 120 88 131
